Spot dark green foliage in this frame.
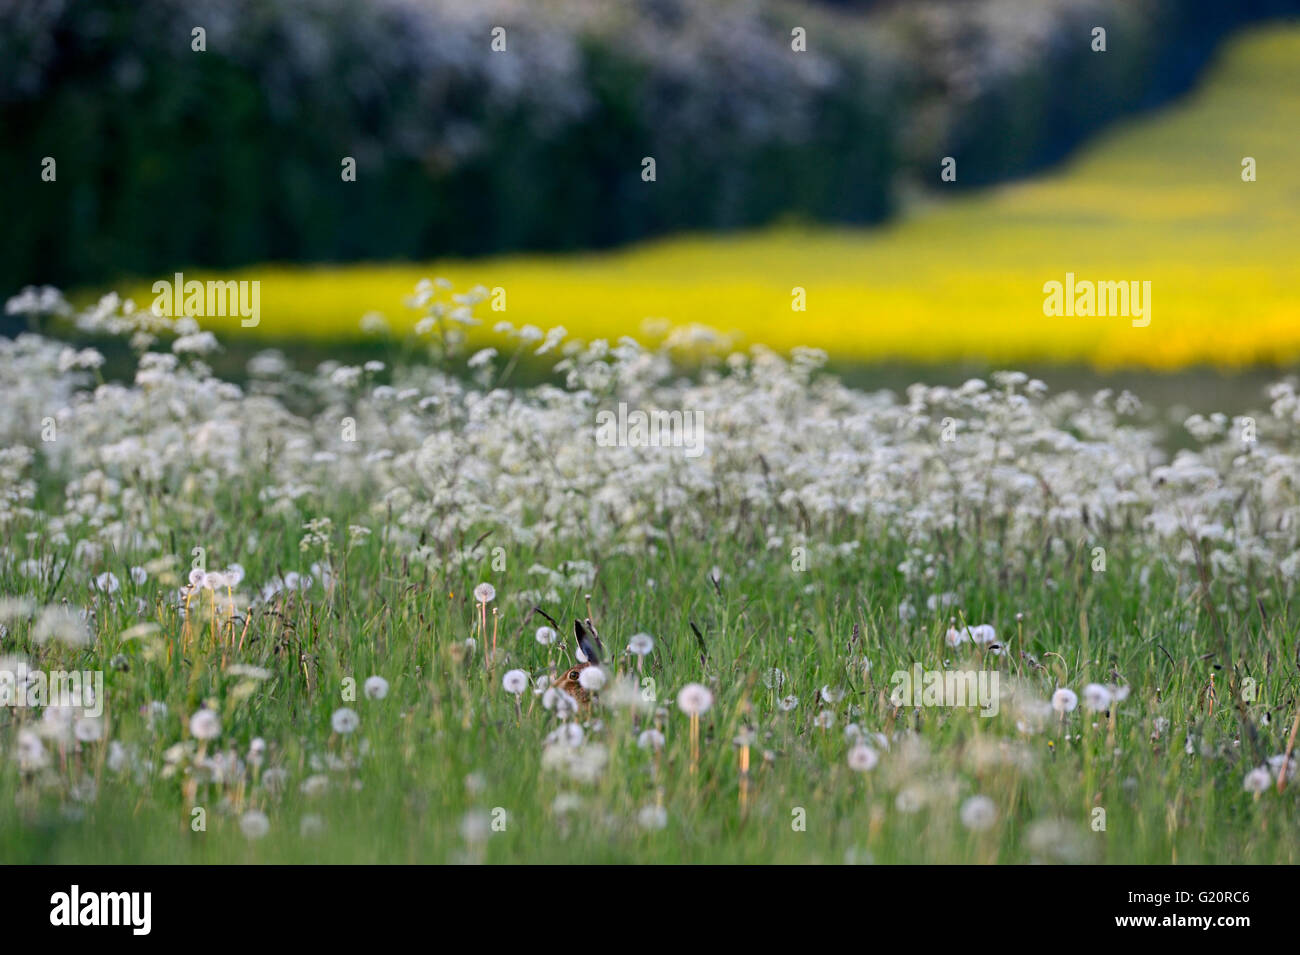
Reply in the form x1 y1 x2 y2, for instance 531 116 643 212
1 0 1296 292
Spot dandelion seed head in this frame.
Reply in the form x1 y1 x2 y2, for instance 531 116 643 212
676 683 714 716
1082 683 1112 712
960 795 997 831
33 605 91 647
820 685 845 703
331 707 360 734
1051 688 1078 714
240 811 270 840
628 633 654 656
189 708 221 740
847 744 878 772
1244 767 1272 793
637 805 668 830
502 669 529 695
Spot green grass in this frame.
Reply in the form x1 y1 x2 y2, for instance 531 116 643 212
2 491 1296 864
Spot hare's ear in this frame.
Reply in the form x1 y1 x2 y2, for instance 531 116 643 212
574 619 600 664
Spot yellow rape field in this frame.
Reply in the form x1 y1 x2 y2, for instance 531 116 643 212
115 26 1300 369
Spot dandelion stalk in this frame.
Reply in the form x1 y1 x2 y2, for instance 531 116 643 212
237 610 252 653
182 587 194 651
1279 704 1300 793
677 684 713 780
689 713 699 774
739 742 750 816
225 581 235 643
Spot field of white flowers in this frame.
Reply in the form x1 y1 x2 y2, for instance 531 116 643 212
1 282 1298 863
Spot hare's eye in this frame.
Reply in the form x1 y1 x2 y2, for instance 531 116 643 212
568 669 580 680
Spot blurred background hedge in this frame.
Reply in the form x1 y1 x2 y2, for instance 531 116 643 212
3 0 1297 293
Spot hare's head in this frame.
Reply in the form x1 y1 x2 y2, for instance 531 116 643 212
554 662 591 704
554 619 603 705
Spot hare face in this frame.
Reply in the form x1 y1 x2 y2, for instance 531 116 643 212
551 618 602 707
554 662 592 704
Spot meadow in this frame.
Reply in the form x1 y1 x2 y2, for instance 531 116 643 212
102 25 1300 371
1 282 1298 864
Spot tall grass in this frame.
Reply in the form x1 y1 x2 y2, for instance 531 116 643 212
1 530 1295 863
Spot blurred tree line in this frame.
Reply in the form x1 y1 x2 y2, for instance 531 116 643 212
1 0 1296 292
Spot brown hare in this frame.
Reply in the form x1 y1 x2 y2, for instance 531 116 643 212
554 618 604 706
